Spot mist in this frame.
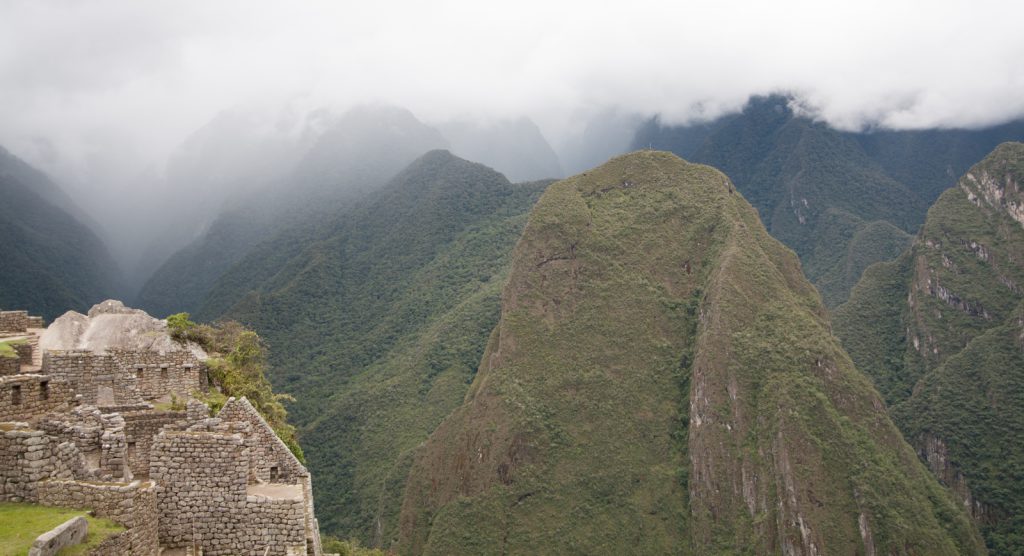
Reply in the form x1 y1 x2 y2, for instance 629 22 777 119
2 0 1023 289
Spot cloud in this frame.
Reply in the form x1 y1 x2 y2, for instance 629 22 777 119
1 0 1022 182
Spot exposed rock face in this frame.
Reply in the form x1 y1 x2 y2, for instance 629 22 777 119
396 151 983 555
835 142 1024 551
40 300 206 359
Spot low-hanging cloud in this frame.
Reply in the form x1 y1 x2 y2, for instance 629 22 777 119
1 0 1023 188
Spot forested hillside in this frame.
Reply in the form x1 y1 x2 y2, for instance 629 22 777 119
835 143 1024 552
0 146 118 320
634 96 1024 306
397 151 981 555
195 151 548 543
136 106 448 316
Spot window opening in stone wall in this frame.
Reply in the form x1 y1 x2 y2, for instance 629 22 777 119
160 365 168 379
270 466 280 481
11 384 21 405
40 380 49 400
136 367 144 379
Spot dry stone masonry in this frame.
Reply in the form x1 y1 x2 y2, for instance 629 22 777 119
0 301 326 555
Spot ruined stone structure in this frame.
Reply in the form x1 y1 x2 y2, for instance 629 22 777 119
0 302 326 555
0 310 29 333
41 351 144 406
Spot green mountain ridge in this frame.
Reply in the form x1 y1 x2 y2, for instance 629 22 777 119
197 150 549 542
136 105 449 317
0 145 119 320
396 150 982 554
633 96 1024 307
835 142 1024 552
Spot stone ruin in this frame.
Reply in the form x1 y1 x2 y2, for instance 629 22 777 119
0 301 326 555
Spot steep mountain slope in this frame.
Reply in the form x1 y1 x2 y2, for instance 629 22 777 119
0 146 118 320
136 106 448 316
835 142 1024 551
397 151 982 555
198 151 548 543
634 96 1024 306
438 118 563 182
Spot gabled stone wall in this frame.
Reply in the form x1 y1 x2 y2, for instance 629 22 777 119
0 375 72 421
219 397 305 484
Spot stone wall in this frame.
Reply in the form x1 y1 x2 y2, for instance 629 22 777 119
36 479 159 555
39 407 129 480
245 494 307 550
219 397 306 483
14 342 33 365
0 356 18 376
151 430 249 553
0 424 78 501
150 427 309 555
0 375 73 421
122 409 184 478
0 310 28 333
109 349 207 400
42 351 142 406
26 316 44 328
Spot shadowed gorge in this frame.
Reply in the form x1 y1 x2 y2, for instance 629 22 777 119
0 146 119 320
396 151 981 555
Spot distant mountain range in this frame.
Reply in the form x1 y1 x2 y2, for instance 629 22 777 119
633 95 1024 306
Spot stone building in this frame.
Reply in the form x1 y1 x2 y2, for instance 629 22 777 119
0 302 327 555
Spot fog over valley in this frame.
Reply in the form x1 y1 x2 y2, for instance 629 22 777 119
2 0 1023 294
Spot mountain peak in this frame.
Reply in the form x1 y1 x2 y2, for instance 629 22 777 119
397 151 981 554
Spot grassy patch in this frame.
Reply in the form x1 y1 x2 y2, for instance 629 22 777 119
0 502 123 555
0 339 25 358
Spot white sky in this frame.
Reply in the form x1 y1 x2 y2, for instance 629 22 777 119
1 0 1023 184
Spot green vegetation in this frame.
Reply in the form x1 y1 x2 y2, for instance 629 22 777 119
169 313 304 461
0 502 124 555
322 535 387 556
835 142 1024 552
633 95 1024 307
397 151 981 554
0 146 119 320
137 106 449 317
0 338 24 358
188 151 546 543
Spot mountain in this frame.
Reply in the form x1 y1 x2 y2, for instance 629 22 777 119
835 142 1024 552
128 105 333 288
0 145 119 320
633 95 1024 306
396 151 982 555
194 151 548 543
136 105 448 317
438 118 563 182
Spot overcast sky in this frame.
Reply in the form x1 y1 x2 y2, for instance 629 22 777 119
2 0 1024 185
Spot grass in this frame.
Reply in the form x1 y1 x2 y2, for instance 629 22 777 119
0 339 25 358
0 502 124 555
